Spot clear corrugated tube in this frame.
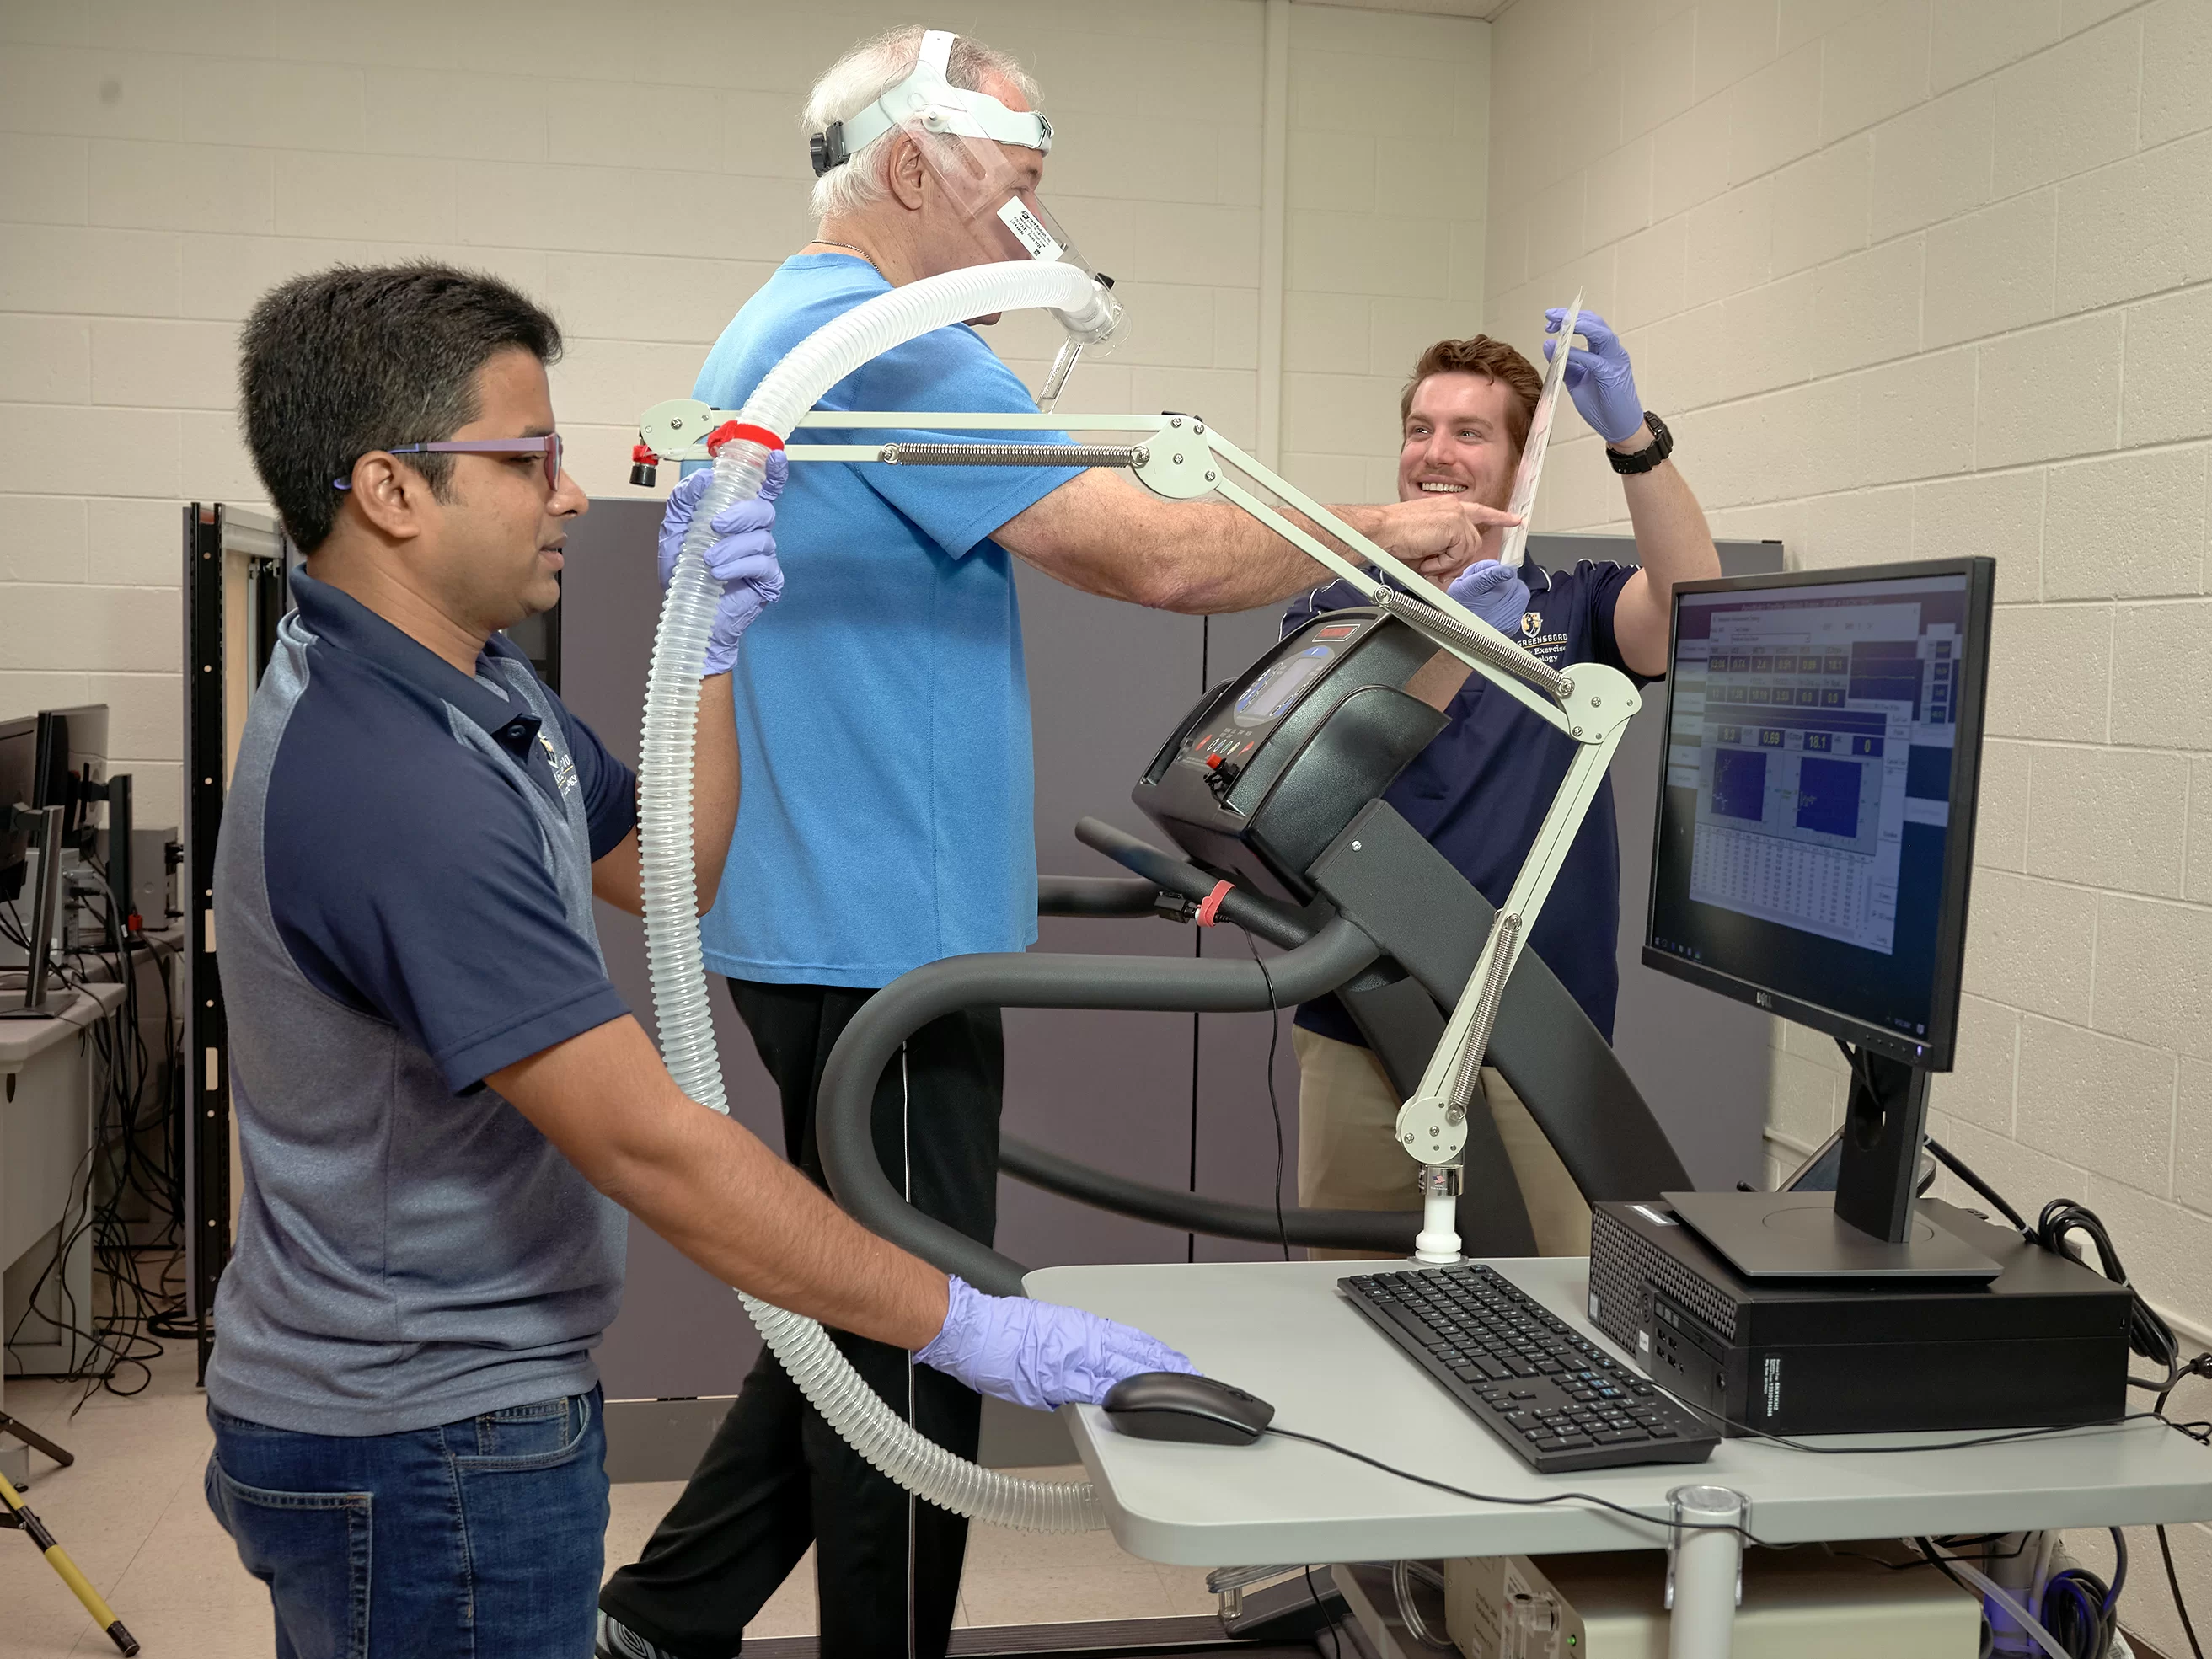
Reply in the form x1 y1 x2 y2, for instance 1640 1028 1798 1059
1936 1551 2070 1659
639 261 1115 1533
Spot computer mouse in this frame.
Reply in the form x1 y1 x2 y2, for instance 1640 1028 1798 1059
1101 1372 1276 1445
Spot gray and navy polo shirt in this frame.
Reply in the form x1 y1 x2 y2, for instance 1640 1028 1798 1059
207 570 637 1437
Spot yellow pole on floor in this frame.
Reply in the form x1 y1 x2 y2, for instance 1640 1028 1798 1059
0 1468 140 1655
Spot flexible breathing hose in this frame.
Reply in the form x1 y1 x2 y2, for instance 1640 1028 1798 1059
638 261 1116 1533
1934 1549 2071 1659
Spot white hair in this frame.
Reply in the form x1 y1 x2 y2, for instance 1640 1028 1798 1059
802 25 1043 222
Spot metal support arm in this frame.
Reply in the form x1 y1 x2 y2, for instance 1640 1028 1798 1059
1404 678 1636 1116
636 400 1577 717
637 395 1650 1264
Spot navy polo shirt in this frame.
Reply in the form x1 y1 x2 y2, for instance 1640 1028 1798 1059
207 569 639 1436
1283 557 1652 1046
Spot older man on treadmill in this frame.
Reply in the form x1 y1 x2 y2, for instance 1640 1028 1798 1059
597 26 1518 1659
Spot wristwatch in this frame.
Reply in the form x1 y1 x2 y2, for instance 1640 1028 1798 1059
1606 411 1673 476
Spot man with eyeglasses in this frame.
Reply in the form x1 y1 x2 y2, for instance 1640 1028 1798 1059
203 263 1194 1659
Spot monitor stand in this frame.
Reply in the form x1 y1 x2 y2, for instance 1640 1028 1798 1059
1 805 67 1022
1666 1049 2001 1282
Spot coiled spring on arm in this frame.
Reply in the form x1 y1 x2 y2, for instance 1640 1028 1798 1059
878 442 1146 467
1448 913 1522 1112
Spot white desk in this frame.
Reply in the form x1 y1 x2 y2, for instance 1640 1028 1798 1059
0 982 122 1484
1028 1258 2212 1651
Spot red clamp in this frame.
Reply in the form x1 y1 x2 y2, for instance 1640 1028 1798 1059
1194 880 1233 929
631 442 659 465
705 420 785 456
629 442 661 488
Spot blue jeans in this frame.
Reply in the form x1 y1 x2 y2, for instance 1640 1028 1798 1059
205 1388 608 1659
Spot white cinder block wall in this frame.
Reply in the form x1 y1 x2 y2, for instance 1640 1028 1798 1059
0 0 1493 834
1280 5 1490 505
1486 0 2212 1640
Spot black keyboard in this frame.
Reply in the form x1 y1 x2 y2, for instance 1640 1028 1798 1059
1340 1265 1718 1474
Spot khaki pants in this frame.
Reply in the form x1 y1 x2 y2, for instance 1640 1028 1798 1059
1293 1026 1592 1261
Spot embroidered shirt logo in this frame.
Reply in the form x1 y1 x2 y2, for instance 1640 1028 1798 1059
1513 607 1571 665
538 731 580 796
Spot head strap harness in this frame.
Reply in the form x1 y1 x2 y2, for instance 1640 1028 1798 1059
810 29 1052 178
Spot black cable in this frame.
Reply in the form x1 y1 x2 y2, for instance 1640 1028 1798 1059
2156 1373 2209 1659
1909 1130 2210 1403
1303 1565 1341 1659
2042 1565 2111 1659
0 907 185 1402
2036 1197 2184 1386
1913 1537 1979 1600
1262 1425 1781 1548
1824 1534 2034 1572
1922 1135 2031 1234
1677 1400 2174 1456
2161 1524 2204 1659
1237 924 1291 1264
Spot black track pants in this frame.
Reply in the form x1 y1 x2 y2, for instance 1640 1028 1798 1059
597 978 1004 1659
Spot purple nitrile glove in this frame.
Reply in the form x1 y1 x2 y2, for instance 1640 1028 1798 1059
1544 308 1647 446
656 450 787 676
1449 558 1533 635
915 1276 1200 1411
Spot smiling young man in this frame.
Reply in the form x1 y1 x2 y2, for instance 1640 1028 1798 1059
204 264 1191 1659
1283 322 1721 1258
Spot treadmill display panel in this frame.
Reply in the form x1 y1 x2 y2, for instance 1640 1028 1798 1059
1235 645 1334 727
1181 620 1368 769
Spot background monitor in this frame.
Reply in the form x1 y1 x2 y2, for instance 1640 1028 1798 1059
34 703 110 853
1642 559 1994 1073
0 714 35 902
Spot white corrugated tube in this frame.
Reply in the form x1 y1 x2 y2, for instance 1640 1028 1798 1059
638 261 1115 1533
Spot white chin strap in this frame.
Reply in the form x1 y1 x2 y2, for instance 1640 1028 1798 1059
826 29 1052 162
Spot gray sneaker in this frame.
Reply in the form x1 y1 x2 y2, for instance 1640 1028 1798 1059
596 1611 681 1659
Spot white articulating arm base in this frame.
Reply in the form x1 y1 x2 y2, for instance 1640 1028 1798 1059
635 398 1644 1263
1668 1485 1749 1659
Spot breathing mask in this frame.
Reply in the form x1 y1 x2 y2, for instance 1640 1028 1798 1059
809 29 1122 387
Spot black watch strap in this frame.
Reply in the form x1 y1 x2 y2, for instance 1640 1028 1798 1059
1606 411 1673 475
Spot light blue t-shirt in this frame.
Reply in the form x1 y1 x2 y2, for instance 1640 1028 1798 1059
696 253 1083 987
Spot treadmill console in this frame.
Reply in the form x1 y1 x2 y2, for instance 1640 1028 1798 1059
1135 609 1463 902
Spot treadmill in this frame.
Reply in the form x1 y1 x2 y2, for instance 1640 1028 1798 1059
815 605 1692 1298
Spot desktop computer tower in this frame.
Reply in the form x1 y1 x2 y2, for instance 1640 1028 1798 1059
1587 1198 2132 1437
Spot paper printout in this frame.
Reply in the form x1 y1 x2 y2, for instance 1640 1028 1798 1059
1497 290 1580 570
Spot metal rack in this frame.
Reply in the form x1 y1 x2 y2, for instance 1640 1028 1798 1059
181 504 290 1382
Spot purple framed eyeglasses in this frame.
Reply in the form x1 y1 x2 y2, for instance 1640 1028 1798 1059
332 434 564 491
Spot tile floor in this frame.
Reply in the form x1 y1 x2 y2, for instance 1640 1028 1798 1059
2 1345 1218 1656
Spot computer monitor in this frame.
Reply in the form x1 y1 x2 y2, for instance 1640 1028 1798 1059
1643 560 1991 1068
34 704 109 852
1641 557 1996 1277
0 714 35 902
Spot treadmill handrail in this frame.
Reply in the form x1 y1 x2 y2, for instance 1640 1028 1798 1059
816 916 1384 1295
1073 816 1310 949
1036 875 1161 918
